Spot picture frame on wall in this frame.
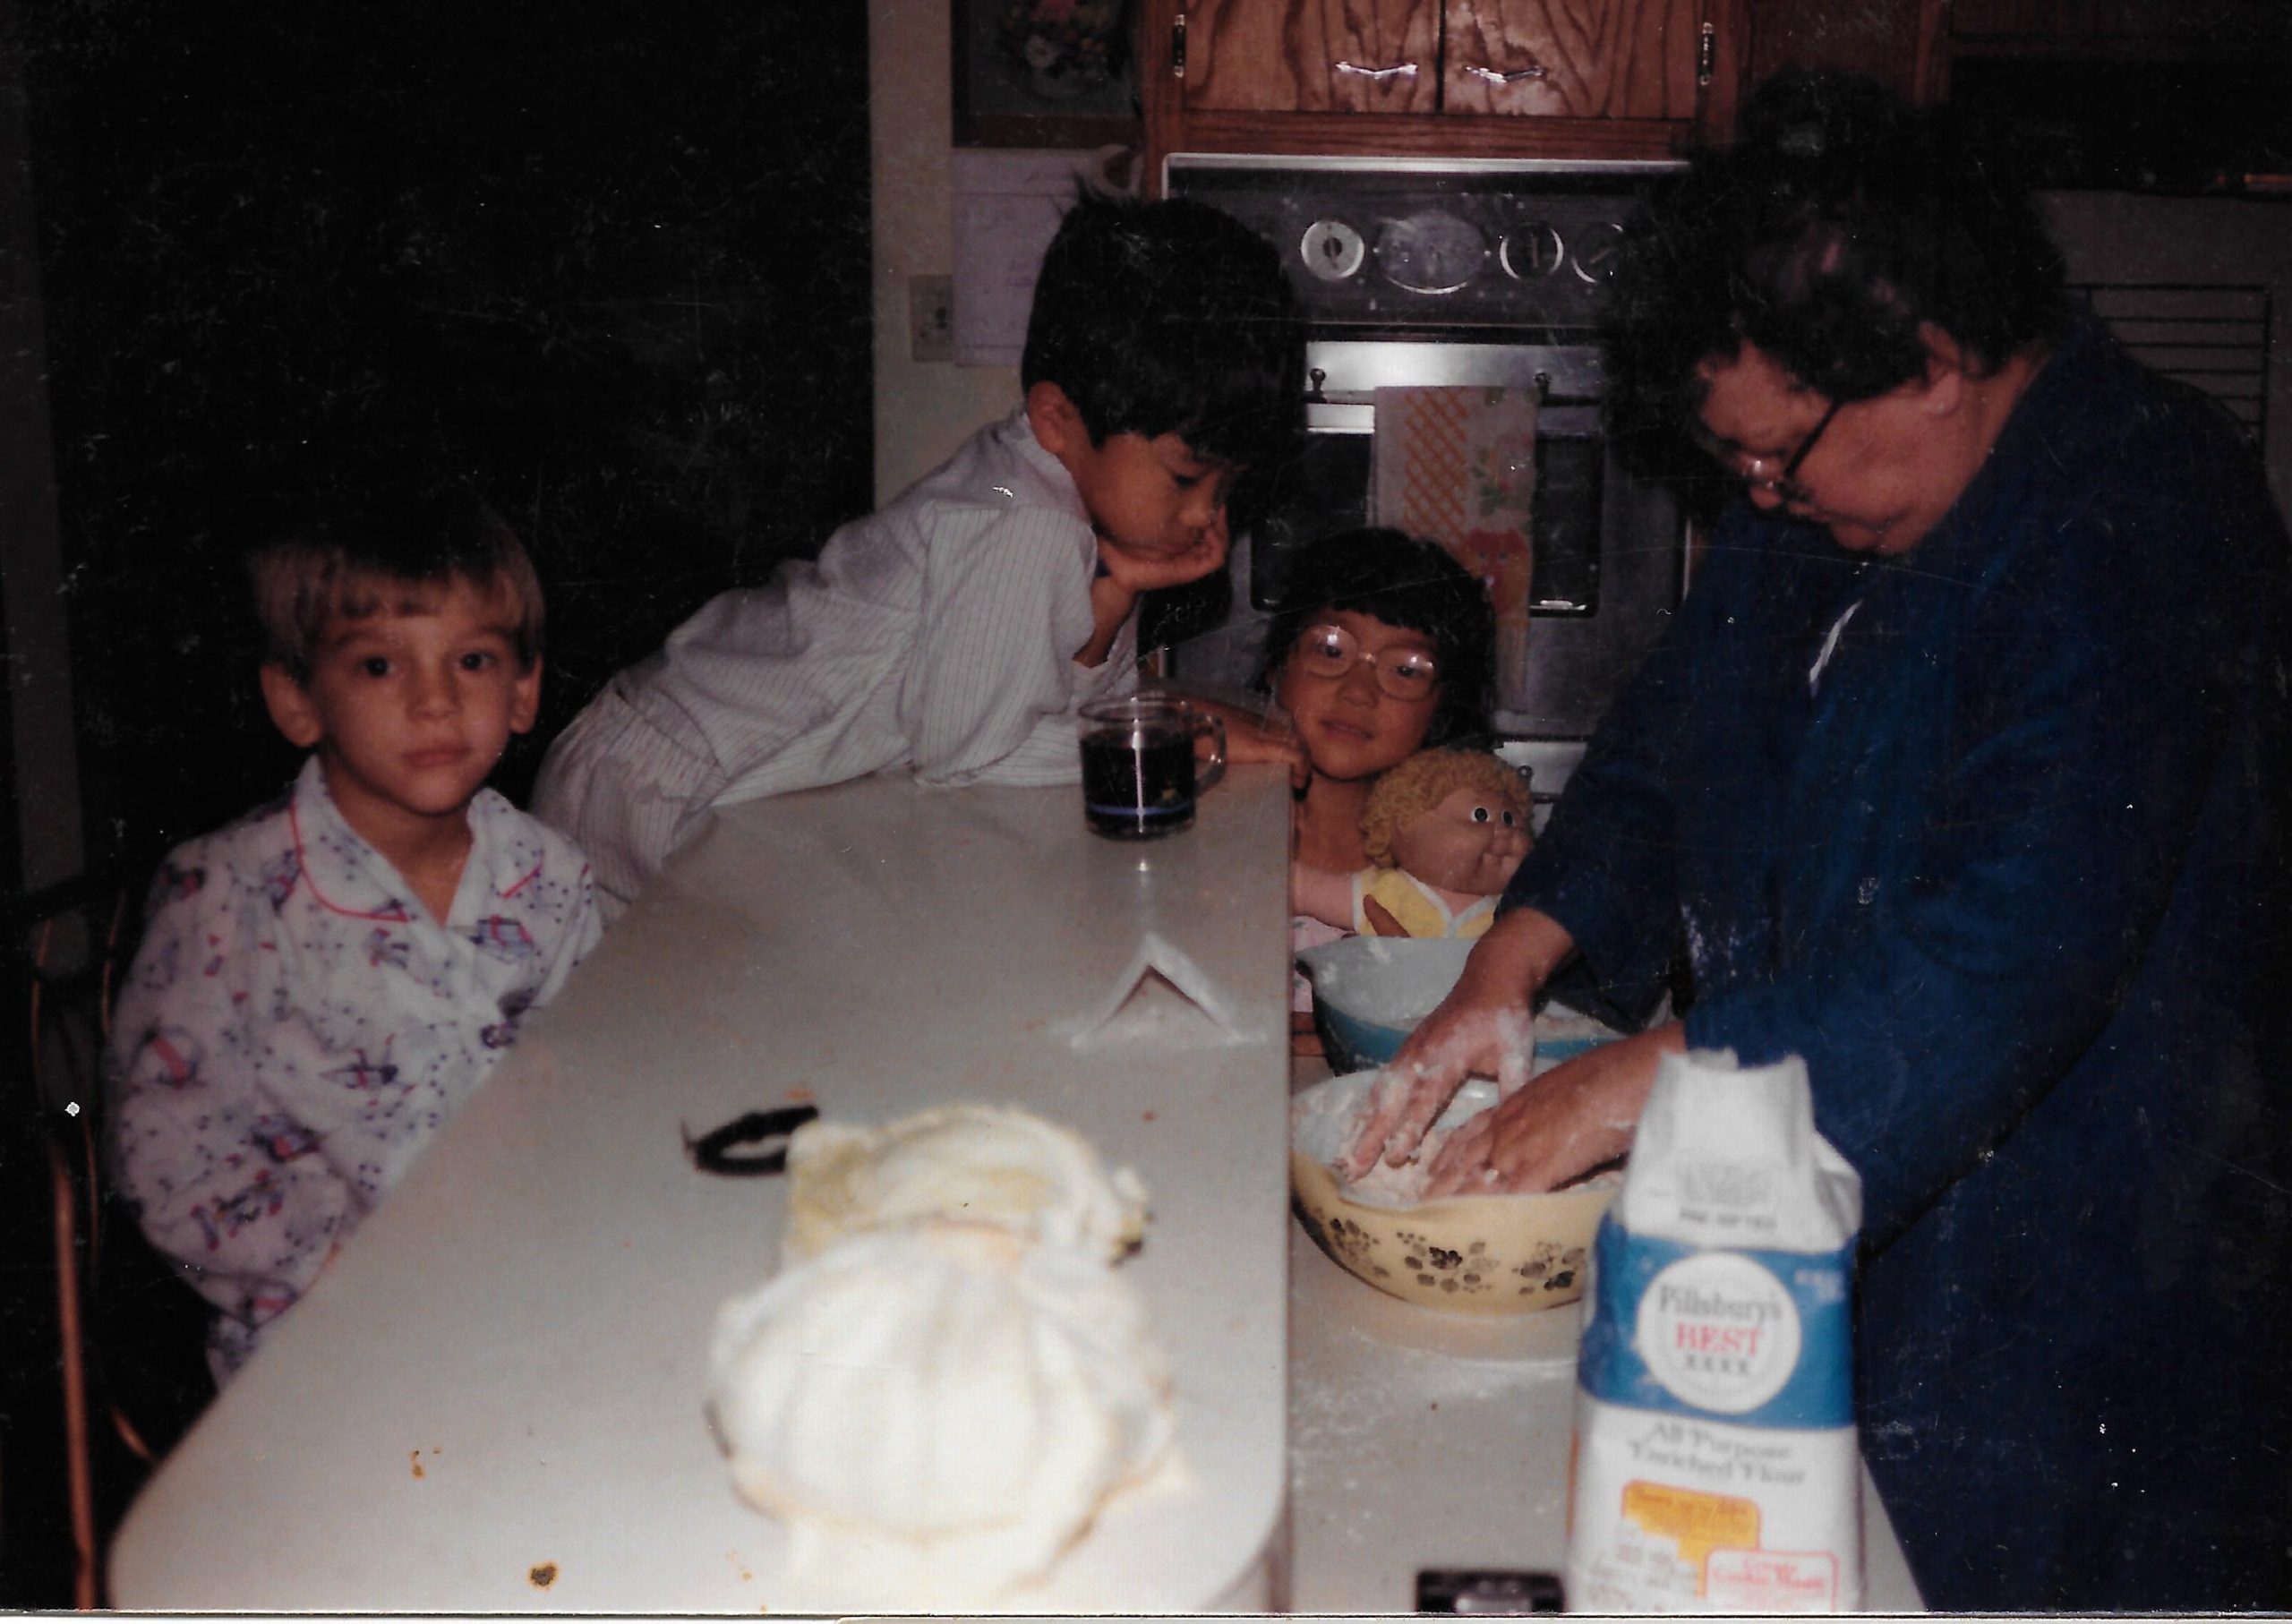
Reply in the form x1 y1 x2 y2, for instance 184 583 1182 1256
953 0 1141 149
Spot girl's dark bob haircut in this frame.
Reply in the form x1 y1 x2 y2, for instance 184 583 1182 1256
1255 526 1497 748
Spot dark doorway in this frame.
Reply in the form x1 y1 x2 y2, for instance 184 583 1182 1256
22 0 877 869
3 3 874 1604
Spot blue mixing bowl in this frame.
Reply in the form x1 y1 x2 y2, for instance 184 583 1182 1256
1296 937 1473 1073
1296 936 1621 1075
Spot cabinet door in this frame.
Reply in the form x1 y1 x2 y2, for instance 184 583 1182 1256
1180 0 1442 114
1442 0 1704 118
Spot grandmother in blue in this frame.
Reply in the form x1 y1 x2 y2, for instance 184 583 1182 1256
1344 71 2292 1611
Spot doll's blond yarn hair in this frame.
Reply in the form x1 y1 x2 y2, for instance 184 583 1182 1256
1362 748 1532 868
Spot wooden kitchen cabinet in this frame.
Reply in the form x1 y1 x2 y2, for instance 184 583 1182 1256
1142 0 1747 174
1174 0 1442 114
1173 0 1701 121
1441 0 1705 120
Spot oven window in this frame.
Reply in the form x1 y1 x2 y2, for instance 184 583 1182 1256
1252 435 1372 611
1530 435 1603 616
1252 432 1605 616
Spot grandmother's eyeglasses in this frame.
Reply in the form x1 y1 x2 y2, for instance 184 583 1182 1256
1700 395 1843 507
1291 622 1441 701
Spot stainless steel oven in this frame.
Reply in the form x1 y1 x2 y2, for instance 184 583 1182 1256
1161 156 1689 751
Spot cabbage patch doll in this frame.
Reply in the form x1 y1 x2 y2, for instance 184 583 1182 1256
1290 748 1532 938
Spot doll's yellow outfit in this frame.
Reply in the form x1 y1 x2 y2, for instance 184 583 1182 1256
1350 868 1499 938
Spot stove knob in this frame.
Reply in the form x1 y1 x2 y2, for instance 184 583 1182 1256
1299 219 1367 283
1501 222 1565 280
1570 221 1626 284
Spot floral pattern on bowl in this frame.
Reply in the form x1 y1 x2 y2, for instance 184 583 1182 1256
1289 1073 1616 1316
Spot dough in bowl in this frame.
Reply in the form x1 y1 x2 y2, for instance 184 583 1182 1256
707 1219 1176 1604
783 1102 1150 1264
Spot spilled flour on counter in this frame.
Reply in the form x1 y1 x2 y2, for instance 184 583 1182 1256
1294 1334 1577 1441
1288 1327 1579 1553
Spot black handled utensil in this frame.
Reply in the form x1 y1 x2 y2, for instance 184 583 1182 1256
683 1103 821 1176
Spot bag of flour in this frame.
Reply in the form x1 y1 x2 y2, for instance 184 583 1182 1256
1565 1048 1863 1612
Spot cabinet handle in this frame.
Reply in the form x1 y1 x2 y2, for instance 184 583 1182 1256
1697 21 1715 86
1171 12 1186 77
1463 62 1549 84
1334 59 1420 80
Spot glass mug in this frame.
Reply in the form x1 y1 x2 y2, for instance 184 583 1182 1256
1077 696 1227 839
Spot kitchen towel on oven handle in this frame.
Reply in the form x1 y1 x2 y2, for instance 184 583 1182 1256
1371 386 1537 703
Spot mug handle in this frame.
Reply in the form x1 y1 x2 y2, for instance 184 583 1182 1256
1193 709 1227 792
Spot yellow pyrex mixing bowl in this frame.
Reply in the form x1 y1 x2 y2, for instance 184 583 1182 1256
1290 1072 1619 1315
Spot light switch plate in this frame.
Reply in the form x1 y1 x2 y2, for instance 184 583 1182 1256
909 274 954 363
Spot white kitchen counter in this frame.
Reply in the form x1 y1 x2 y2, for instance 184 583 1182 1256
107 756 1925 1614
109 766 1296 1612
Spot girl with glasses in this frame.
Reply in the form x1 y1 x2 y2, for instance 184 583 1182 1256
1236 527 1494 1044
1254 526 1495 870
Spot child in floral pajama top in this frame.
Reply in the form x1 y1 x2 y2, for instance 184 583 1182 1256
107 485 602 1383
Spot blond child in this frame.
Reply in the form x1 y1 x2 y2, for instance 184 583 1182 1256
106 487 601 1382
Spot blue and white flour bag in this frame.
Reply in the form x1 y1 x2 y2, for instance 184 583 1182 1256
1564 1048 1863 1611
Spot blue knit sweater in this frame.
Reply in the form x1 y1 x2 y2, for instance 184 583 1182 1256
1510 319 2292 1610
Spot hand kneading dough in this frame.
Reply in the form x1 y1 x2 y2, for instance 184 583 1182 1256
783 1103 1150 1263
707 1220 1176 1603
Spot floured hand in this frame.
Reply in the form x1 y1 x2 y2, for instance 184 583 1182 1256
1333 907 1576 1180
1420 1021 1683 1197
1335 996 1528 1180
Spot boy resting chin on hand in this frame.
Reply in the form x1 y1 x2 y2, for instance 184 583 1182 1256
105 487 602 1386
534 189 1308 916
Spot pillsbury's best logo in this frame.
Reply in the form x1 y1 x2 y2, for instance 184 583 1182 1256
1634 1252 1801 1414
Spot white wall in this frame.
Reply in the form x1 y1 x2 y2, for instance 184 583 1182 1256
868 0 1022 504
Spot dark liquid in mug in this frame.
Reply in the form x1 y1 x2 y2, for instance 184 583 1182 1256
1081 730 1196 838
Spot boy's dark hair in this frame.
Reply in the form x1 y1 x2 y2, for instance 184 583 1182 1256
1255 527 1497 748
1021 190 1304 475
250 481 543 682
1601 71 2074 479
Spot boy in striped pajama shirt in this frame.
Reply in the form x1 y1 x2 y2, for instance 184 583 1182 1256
534 191 1306 915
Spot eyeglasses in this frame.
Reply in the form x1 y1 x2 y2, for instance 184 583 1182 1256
1700 395 1843 507
1290 622 1441 701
